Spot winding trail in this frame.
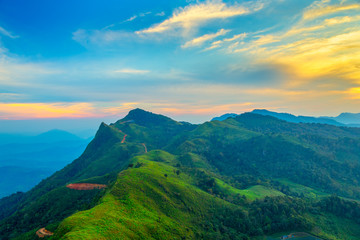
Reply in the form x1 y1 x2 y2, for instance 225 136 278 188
66 183 107 190
121 134 127 143
36 228 53 238
142 143 148 153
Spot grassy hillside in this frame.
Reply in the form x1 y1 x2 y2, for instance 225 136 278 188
51 151 360 240
3 109 360 239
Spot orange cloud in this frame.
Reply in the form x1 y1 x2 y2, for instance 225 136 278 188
347 87 360 99
0 103 97 119
146 102 253 116
303 4 360 20
0 102 139 120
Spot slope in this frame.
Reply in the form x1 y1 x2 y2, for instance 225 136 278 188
51 151 360 240
0 109 196 239
4 109 360 239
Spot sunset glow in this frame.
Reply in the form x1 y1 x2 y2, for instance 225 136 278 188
0 0 359 122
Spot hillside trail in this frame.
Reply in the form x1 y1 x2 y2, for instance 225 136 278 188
38 121 148 235
142 143 147 153
36 228 53 238
121 134 127 143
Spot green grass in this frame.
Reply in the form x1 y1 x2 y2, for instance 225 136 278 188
50 151 360 240
240 185 285 200
276 179 329 199
51 151 241 240
306 213 360 240
216 179 284 201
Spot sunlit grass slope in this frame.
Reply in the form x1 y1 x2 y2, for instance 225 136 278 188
52 150 246 239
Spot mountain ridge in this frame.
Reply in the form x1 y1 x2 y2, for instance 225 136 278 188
212 109 360 127
2 109 360 239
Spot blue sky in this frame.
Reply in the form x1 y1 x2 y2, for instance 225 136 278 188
0 0 360 123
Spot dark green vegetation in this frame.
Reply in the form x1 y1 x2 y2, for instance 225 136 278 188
1 109 360 239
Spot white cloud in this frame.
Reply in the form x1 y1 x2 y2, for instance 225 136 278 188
124 15 137 22
137 0 263 35
223 33 247 42
114 68 150 74
123 12 152 23
182 29 230 48
204 32 247 51
0 26 18 39
156 12 165 17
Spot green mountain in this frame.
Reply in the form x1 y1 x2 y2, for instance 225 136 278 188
212 109 346 126
2 109 360 240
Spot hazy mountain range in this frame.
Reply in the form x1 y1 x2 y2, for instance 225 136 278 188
212 109 360 127
0 130 91 198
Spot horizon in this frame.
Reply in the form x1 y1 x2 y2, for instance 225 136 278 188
1 0 360 122
0 107 359 135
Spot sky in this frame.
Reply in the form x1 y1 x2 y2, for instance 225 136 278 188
0 0 360 124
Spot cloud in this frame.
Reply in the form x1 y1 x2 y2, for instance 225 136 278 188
123 12 152 23
347 87 360 99
137 0 263 35
0 102 139 120
324 15 360 25
303 1 360 20
72 29 136 46
258 30 360 83
153 102 253 116
203 33 247 51
0 26 18 38
223 33 247 42
0 102 96 119
156 12 165 17
114 68 150 74
225 0 360 89
0 58 61 86
182 29 230 48
124 15 137 22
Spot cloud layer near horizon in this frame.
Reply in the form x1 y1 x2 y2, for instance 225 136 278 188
0 0 359 122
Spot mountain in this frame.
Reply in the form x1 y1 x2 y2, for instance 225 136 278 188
251 109 345 126
327 112 360 125
0 118 106 139
212 109 360 128
211 113 237 121
2 109 360 239
0 130 91 198
33 129 85 143
212 109 346 126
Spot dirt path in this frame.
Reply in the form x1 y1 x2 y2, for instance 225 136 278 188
142 143 147 153
121 134 127 143
118 120 133 124
36 228 53 238
66 183 107 190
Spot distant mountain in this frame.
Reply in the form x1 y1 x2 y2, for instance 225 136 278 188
325 112 360 125
2 109 360 239
0 118 108 138
33 129 86 143
212 109 357 127
0 130 91 198
251 109 345 126
0 129 85 145
211 113 237 121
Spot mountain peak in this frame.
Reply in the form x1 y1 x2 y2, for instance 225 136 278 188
121 108 179 127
